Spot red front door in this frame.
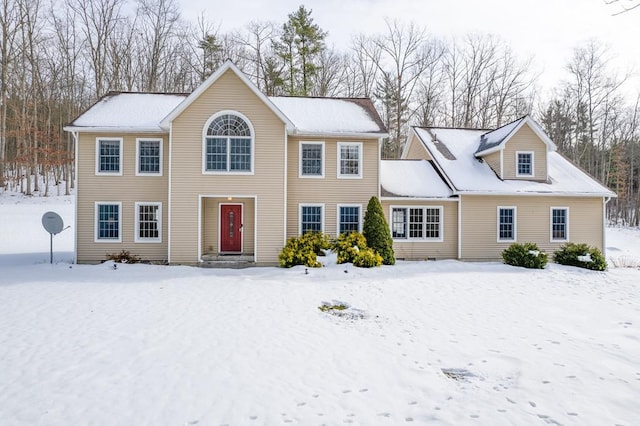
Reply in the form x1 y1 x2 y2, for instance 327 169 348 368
220 204 242 253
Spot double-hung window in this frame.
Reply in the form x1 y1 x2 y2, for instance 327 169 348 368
204 113 253 173
338 205 361 234
391 206 442 241
337 142 362 178
136 138 162 175
300 205 323 234
551 207 568 241
498 207 516 242
300 142 324 177
516 151 534 177
135 202 162 243
95 202 122 242
96 138 123 175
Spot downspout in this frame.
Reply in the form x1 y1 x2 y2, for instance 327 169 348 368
283 125 288 255
457 195 462 260
167 123 172 264
603 196 611 256
72 131 79 264
377 138 382 198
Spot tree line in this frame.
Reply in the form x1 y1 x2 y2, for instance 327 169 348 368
1 0 638 225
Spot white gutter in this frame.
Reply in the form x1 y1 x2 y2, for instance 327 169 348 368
167 123 173 264
63 126 168 134
603 196 612 257
290 130 389 139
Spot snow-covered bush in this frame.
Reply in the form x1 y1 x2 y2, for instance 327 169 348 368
554 243 607 271
279 232 330 268
501 242 548 269
363 196 395 265
353 248 383 268
332 232 368 264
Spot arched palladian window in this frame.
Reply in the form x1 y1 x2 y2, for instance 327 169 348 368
203 112 253 173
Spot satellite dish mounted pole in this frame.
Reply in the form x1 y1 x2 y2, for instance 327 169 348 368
42 212 67 264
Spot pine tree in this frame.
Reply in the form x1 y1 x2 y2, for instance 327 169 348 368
363 196 395 265
273 5 327 96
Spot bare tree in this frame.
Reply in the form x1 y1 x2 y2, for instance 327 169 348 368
0 0 19 189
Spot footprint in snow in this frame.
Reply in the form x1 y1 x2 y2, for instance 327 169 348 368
378 412 391 417
358 388 368 393
297 402 306 406
529 401 537 407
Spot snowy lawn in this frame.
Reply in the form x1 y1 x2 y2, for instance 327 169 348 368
1 193 639 425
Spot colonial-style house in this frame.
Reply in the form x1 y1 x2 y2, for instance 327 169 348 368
65 61 615 265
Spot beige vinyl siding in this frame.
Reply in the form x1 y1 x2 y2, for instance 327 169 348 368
287 136 379 237
381 199 458 260
460 195 604 260
203 197 255 254
483 151 501 178
502 124 547 180
76 132 169 263
170 69 286 264
404 134 432 160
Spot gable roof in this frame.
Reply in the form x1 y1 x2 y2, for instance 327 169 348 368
64 60 386 137
270 97 386 136
475 115 557 157
413 126 615 197
64 92 188 132
380 160 453 198
159 60 293 130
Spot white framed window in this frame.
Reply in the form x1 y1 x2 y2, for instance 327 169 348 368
550 207 569 242
136 138 162 176
337 142 362 178
497 206 517 242
516 151 534 177
135 202 162 243
203 111 254 174
299 141 325 178
299 204 324 234
95 138 123 175
337 204 361 235
95 202 122 242
390 206 443 241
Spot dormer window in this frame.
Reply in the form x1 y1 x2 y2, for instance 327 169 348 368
516 151 534 177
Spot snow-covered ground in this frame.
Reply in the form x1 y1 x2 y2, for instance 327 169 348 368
1 192 639 425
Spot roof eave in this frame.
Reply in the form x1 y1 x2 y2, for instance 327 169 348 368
290 130 389 138
454 190 616 197
63 126 168 133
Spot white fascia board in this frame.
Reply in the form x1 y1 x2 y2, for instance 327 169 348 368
474 116 557 157
63 126 167 134
159 60 294 130
413 129 458 193
380 196 459 202
454 190 616 197
289 130 389 139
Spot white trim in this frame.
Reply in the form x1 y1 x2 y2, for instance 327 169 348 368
499 149 504 180
457 196 462 259
299 204 325 234
411 128 458 192
299 141 325 178
218 203 244 254
497 206 517 243
550 206 570 242
168 123 173 263
389 205 444 242
283 127 288 247
336 204 363 235
516 151 535 178
95 137 123 176
380 197 458 202
135 138 163 176
160 60 294 130
337 141 363 179
72 131 79 264
289 130 388 139
378 138 383 198
134 202 162 243
454 191 615 197
64 126 167 133
197 195 258 263
94 201 122 243
202 110 255 175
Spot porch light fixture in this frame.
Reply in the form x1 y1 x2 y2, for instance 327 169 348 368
227 196 233 201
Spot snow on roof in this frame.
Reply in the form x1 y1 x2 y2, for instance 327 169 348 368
380 160 453 198
269 97 386 135
67 92 187 132
476 117 524 154
414 127 615 197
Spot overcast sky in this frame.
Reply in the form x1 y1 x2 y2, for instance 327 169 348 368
177 0 640 99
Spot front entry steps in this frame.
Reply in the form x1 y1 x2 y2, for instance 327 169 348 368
200 253 255 268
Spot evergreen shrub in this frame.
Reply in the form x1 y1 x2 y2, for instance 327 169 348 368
279 232 330 268
332 232 368 264
353 248 383 268
553 242 607 271
501 242 548 269
362 196 395 265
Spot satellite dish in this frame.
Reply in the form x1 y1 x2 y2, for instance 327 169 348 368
42 211 64 235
